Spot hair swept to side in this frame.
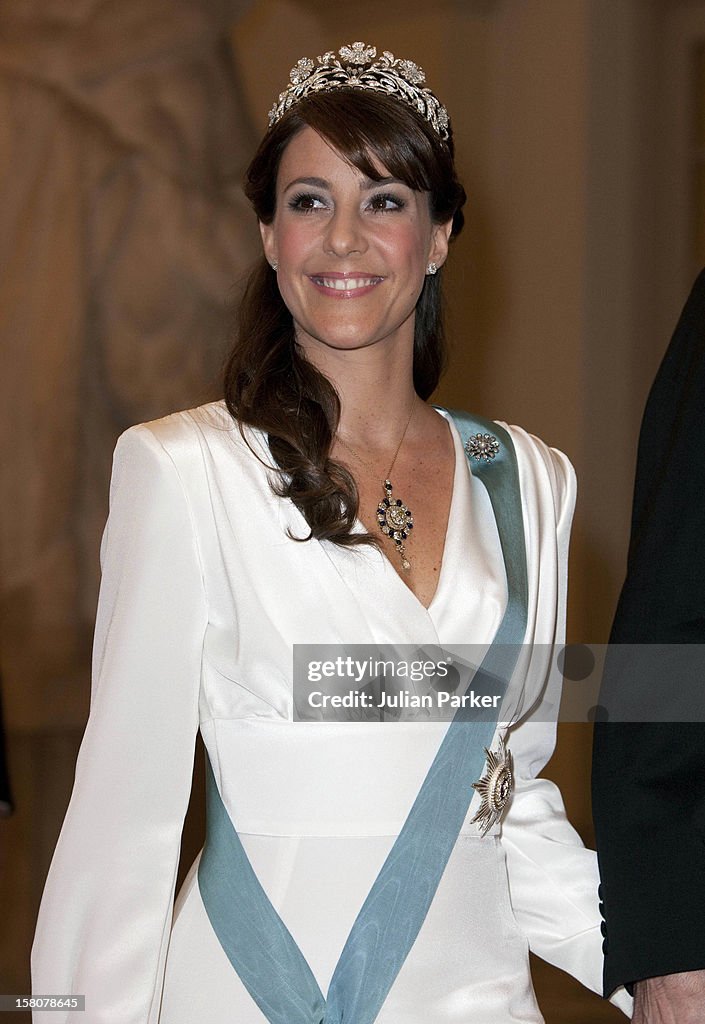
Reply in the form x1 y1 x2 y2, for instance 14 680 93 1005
223 87 466 548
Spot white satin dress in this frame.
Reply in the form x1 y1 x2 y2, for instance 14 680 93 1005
31 401 631 1022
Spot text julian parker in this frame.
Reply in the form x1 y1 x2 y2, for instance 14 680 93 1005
307 690 502 710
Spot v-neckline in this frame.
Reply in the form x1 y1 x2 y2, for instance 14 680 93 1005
350 406 461 616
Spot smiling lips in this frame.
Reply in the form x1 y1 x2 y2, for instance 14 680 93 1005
308 272 384 298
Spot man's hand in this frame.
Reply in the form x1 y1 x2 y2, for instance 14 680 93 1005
632 970 705 1023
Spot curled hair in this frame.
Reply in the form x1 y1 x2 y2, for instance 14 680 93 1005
224 88 466 546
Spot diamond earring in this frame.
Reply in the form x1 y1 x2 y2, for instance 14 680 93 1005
270 260 278 271
426 262 438 275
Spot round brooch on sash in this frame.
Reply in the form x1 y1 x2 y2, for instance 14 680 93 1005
470 734 514 836
465 432 500 462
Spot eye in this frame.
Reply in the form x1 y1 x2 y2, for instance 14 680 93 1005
368 192 406 212
288 192 327 212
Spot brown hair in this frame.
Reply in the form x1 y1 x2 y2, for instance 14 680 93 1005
223 88 466 546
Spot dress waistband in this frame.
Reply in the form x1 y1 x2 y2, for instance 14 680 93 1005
200 718 500 838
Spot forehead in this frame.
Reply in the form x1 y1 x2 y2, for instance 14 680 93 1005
277 126 390 189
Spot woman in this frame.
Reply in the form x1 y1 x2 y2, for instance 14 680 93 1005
31 43 631 1023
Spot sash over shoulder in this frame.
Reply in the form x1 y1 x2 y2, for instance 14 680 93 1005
197 409 529 1024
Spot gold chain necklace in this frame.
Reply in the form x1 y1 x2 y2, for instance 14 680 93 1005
336 404 416 571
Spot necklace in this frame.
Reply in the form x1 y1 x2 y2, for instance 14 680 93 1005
336 404 416 571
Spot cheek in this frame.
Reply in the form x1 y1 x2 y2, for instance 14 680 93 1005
274 267 304 321
271 229 312 318
380 222 433 268
273 219 315 266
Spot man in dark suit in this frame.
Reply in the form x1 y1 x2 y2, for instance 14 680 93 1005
592 271 705 1022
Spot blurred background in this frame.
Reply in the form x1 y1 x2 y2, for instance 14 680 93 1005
1 0 704 1020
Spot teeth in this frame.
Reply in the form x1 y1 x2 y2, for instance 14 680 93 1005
315 277 379 291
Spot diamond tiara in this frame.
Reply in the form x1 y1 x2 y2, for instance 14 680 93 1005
267 42 450 142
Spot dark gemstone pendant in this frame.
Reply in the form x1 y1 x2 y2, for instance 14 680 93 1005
376 478 413 571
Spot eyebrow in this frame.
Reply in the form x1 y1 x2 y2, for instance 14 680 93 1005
282 175 407 192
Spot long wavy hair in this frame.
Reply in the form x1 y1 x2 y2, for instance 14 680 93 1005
223 88 466 547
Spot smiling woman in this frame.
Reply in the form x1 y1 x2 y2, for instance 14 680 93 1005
31 42 631 1024
225 82 466 602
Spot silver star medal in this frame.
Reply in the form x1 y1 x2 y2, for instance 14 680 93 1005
470 734 514 836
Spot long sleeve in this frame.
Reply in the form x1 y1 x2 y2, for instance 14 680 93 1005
500 445 632 1016
31 424 208 1023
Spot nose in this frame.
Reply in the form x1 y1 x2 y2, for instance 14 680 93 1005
323 204 368 258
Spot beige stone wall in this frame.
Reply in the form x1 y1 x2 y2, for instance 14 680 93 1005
0 0 258 1007
0 0 259 737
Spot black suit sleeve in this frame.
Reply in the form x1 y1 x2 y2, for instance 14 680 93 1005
592 269 705 997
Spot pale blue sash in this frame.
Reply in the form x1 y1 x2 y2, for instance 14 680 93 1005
197 409 529 1024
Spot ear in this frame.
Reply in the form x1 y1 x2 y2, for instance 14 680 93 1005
427 218 454 270
259 220 277 267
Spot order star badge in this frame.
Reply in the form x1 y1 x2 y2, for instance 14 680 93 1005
470 735 514 836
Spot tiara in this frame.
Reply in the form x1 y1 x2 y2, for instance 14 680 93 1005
267 42 450 142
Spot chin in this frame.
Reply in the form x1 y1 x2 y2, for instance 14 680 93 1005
309 333 391 354
296 314 415 356
297 321 383 351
